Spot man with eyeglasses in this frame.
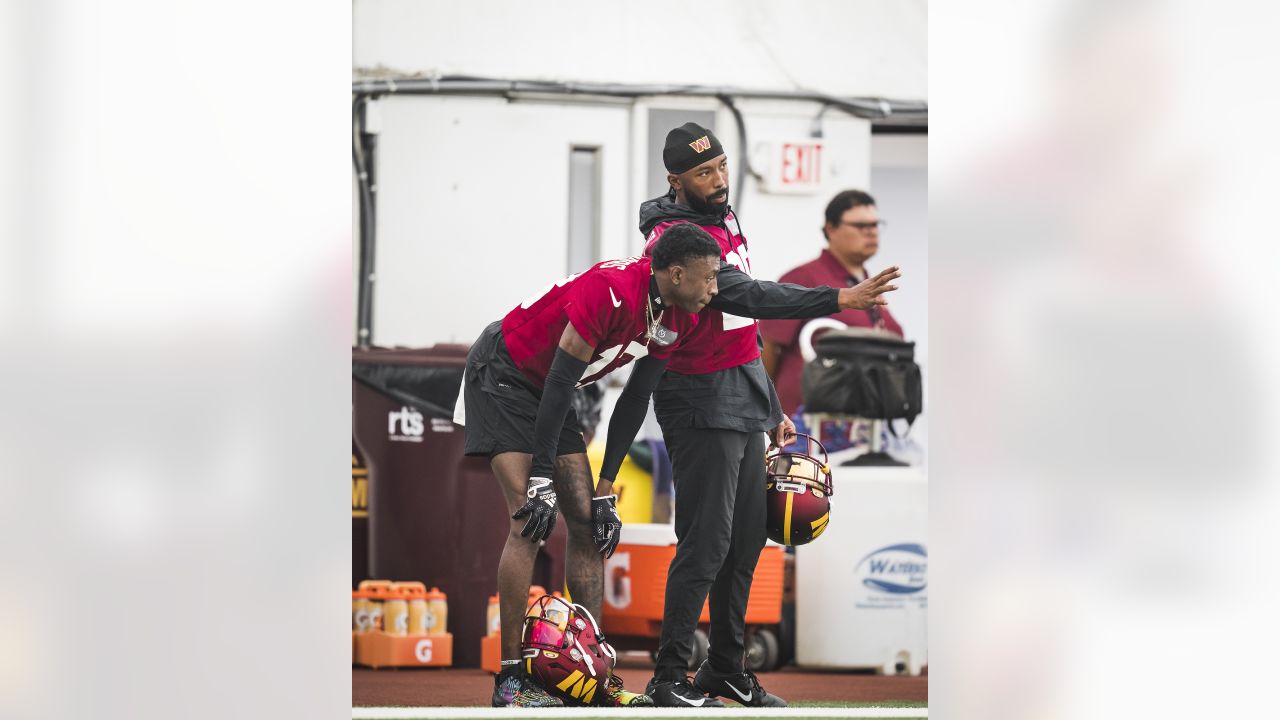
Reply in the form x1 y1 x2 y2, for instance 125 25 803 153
761 190 905 419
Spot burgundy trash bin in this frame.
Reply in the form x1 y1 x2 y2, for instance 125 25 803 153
352 345 569 668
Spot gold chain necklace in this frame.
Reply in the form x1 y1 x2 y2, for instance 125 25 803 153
644 291 674 346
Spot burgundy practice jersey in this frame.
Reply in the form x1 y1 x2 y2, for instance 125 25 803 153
643 214 760 375
501 256 699 388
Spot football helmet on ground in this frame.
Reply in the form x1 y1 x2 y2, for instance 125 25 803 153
522 595 617 706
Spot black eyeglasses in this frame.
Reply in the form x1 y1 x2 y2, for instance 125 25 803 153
841 220 886 232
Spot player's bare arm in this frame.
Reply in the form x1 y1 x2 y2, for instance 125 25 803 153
557 322 596 363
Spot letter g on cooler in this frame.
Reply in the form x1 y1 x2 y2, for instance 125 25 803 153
414 639 433 663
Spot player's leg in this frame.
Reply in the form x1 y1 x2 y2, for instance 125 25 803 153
492 451 540 661
694 430 785 706
459 323 562 706
552 444 654 706
552 452 600 619
705 430 767 672
490 451 563 707
646 428 746 707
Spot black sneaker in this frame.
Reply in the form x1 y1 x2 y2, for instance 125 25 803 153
692 660 787 707
491 671 564 708
644 676 726 708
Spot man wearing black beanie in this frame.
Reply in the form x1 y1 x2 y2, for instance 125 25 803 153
633 122 902 708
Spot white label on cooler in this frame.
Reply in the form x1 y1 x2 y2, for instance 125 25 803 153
604 552 632 609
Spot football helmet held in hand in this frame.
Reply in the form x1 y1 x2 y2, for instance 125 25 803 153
765 433 834 546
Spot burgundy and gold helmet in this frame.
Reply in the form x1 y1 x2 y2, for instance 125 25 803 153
522 595 616 706
765 433 834 546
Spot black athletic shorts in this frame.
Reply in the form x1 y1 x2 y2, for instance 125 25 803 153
454 320 587 459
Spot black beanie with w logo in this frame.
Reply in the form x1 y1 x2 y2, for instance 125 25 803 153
663 122 724 174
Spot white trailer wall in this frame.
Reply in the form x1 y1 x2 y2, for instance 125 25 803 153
370 97 632 344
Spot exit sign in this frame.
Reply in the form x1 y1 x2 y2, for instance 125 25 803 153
760 140 824 194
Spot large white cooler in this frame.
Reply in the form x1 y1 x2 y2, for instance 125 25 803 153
795 465 927 674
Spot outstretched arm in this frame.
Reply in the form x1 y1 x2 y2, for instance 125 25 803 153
710 262 901 320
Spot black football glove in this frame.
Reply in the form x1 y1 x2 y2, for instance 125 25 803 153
591 495 622 558
512 476 558 542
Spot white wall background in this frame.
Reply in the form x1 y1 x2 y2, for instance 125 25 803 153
870 134 927 362
354 0 926 99
870 133 928 462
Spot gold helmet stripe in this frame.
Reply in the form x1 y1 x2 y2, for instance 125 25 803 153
783 489 794 542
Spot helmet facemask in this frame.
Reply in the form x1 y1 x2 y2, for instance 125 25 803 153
767 434 833 496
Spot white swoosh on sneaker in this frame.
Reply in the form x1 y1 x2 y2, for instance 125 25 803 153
674 694 706 707
725 683 753 703
609 287 622 308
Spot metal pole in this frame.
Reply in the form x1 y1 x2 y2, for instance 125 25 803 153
354 98 379 348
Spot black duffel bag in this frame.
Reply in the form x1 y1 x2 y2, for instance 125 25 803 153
801 327 922 424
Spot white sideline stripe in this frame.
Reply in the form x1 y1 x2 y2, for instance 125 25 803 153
352 708 926 719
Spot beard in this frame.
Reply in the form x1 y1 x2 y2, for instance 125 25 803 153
686 187 729 216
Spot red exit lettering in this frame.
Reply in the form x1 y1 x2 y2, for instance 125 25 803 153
781 142 823 185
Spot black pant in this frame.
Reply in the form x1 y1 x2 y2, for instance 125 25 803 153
653 427 768 680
